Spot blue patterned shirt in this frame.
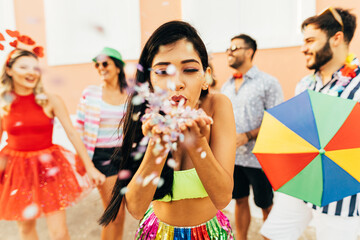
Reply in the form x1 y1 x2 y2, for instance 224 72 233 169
221 66 283 168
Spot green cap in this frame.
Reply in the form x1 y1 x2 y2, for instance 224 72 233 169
92 47 124 65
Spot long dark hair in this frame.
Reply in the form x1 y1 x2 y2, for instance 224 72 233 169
99 20 209 225
110 57 127 93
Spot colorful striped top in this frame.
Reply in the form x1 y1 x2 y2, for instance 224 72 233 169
76 85 126 159
95 100 126 148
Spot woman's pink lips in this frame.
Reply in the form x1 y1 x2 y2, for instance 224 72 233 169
170 95 187 105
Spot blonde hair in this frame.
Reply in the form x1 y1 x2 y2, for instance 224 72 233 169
0 49 48 114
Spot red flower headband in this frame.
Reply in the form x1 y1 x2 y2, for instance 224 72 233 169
0 29 44 66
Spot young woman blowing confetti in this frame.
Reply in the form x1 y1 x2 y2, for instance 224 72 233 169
100 21 236 239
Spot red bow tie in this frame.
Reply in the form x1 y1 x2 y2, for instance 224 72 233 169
233 72 243 79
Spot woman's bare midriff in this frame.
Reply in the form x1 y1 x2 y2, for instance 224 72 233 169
152 197 218 226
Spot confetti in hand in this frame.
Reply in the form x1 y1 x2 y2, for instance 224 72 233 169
129 82 213 168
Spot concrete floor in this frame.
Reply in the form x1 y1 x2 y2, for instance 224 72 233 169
0 189 317 240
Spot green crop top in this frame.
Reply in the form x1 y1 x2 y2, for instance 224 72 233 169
156 168 208 202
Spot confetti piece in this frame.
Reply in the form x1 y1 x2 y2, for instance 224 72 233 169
133 152 143 161
50 77 64 85
143 173 157 187
101 160 111 166
137 64 144 72
23 203 39 219
120 187 128 195
92 24 105 34
35 93 48 101
3 92 15 104
10 189 18 196
156 177 165 188
171 142 177 151
132 95 144 105
185 42 194 53
136 176 143 184
96 55 107 62
139 136 149 146
14 121 22 127
167 80 176 91
132 112 141 121
155 157 163 164
167 158 177 169
46 167 59 177
152 176 160 185
39 153 52 163
166 64 176 75
118 170 132 180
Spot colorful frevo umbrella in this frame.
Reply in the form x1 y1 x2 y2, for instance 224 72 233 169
253 90 360 207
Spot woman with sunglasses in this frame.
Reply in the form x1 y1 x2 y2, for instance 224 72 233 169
0 48 105 240
99 21 236 239
76 47 128 240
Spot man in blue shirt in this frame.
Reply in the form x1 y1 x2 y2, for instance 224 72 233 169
221 34 283 240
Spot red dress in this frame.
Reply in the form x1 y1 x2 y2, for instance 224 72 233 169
0 93 91 221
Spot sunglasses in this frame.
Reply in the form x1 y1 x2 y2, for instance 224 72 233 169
319 7 344 32
226 45 249 53
95 61 109 68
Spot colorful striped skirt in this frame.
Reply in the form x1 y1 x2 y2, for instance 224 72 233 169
135 207 234 239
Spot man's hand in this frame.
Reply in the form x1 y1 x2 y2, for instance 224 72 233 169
236 133 248 148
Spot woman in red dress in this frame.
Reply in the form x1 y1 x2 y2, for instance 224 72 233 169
0 49 106 240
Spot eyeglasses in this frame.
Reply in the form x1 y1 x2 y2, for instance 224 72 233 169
95 61 109 68
319 7 344 32
226 45 250 53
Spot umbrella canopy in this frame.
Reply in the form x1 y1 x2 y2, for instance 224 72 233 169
253 89 360 207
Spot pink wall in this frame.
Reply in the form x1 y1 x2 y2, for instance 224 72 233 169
12 0 360 112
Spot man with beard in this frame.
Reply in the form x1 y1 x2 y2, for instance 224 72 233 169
221 34 283 240
261 7 359 240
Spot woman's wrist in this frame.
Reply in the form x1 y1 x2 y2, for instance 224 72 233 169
245 131 253 141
